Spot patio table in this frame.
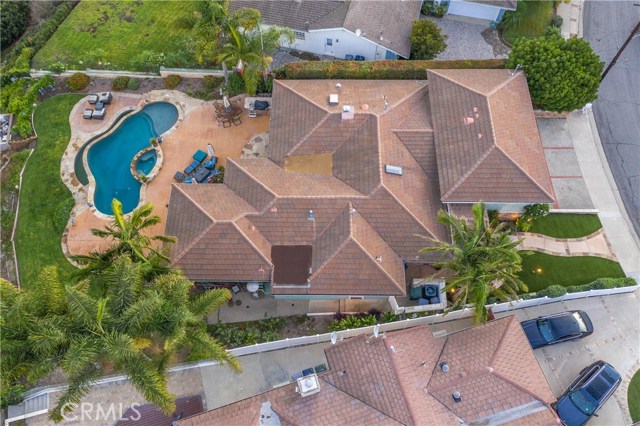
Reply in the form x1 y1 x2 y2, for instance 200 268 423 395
193 167 211 183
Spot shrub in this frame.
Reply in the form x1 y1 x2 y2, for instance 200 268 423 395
203 75 223 92
112 76 130 91
587 277 636 289
537 284 567 298
127 78 140 90
225 73 245 96
52 198 75 233
207 317 285 348
0 0 31 48
551 15 564 28
164 74 182 89
517 203 550 231
210 165 224 183
256 76 273 94
283 59 506 80
66 72 90 91
330 314 377 331
47 61 66 74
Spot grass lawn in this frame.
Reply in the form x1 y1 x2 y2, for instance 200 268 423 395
630 369 640 423
519 252 625 293
14 94 83 288
33 1 200 71
502 0 555 45
529 214 602 238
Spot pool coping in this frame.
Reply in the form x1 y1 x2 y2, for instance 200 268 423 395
60 90 198 261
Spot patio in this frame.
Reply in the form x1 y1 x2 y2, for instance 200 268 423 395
63 91 270 256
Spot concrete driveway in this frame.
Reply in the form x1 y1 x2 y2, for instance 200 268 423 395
495 290 640 425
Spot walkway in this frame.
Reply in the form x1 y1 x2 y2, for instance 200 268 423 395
427 15 510 60
513 229 616 261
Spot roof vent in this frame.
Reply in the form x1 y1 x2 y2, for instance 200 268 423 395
341 105 354 120
329 94 339 106
385 165 403 176
375 256 382 262
473 106 478 113
463 116 474 125
452 391 462 403
478 133 483 139
336 82 342 89
440 362 449 373
296 374 320 397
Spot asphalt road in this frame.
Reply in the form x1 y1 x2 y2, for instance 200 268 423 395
583 1 640 237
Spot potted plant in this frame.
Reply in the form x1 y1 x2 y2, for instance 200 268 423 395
150 137 158 147
139 172 148 183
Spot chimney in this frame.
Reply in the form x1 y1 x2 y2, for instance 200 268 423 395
452 391 462 403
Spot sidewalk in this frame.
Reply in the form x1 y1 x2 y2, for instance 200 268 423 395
513 229 616 261
567 110 640 282
557 0 584 39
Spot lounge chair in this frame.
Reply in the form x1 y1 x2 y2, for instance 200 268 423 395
184 159 200 175
92 108 106 120
204 157 218 170
173 171 185 183
98 92 113 104
83 109 93 119
193 150 207 163
87 94 99 104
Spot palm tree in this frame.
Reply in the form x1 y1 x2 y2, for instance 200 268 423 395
420 203 528 324
71 199 176 279
0 258 238 422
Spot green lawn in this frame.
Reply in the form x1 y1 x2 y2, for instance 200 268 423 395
14 94 83 288
630 369 640 423
529 214 602 238
502 0 555 45
519 252 625 293
33 1 200 72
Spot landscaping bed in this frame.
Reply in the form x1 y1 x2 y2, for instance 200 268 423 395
528 213 602 238
13 94 83 288
518 252 625 293
630 369 640 423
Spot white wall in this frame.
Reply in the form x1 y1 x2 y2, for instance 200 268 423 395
279 27 400 60
447 0 501 21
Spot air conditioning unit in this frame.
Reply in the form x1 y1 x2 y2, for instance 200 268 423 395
296 374 321 397
385 165 403 176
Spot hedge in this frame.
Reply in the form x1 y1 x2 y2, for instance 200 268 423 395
281 59 507 80
525 277 637 300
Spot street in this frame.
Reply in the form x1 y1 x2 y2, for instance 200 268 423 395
583 1 640 238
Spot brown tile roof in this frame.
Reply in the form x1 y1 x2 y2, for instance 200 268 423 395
179 317 557 426
176 393 263 426
230 0 422 58
427 69 554 204
116 396 203 426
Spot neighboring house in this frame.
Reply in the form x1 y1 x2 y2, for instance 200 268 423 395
165 69 553 298
230 0 422 60
441 0 517 23
176 316 560 426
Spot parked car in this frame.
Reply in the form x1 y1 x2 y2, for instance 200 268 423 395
520 310 593 349
552 361 621 426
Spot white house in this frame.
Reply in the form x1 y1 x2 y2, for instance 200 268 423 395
441 0 516 23
230 0 423 60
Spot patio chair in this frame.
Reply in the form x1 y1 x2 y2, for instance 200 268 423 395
92 108 106 120
173 171 185 183
98 92 113 104
193 149 207 163
184 159 200 175
87 94 99 104
219 117 231 128
345 54 354 60
232 116 242 126
355 55 365 61
83 109 93 119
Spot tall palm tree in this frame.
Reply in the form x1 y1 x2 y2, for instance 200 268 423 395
0 258 237 422
420 203 528 324
72 199 176 279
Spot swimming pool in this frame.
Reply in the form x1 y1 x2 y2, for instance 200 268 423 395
87 102 178 215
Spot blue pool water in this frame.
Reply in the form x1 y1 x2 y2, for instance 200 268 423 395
136 150 157 175
87 102 178 215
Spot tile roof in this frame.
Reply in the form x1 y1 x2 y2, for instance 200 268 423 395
466 0 517 10
178 316 558 426
427 69 554 204
230 0 422 58
116 396 203 426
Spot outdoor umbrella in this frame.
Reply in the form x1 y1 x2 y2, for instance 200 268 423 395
207 143 215 158
223 96 231 112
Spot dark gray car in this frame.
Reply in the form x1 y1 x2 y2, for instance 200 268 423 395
521 310 593 349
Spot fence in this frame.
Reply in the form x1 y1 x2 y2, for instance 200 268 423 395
30 66 225 80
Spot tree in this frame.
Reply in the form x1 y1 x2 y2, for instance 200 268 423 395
0 258 238 421
0 0 31 48
420 203 528 324
410 19 447 60
71 199 176 279
507 31 604 112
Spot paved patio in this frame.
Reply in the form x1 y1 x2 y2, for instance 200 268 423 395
63 92 270 256
513 229 617 261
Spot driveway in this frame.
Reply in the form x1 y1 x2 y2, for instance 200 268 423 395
426 16 510 60
495 290 640 425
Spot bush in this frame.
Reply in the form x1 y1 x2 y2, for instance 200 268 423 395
207 317 285 348
203 75 223 92
112 76 130 91
0 75 54 138
210 165 224 183
47 61 66 74
517 203 550 231
587 277 636 289
127 78 140 90
330 314 377 331
164 74 182 89
257 76 274 94
225 73 245 96
283 59 506 80
52 198 75 233
537 284 567 298
551 15 564 28
66 73 90 91
0 0 31 48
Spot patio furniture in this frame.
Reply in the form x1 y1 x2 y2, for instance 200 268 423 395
184 176 193 183
193 167 212 183
254 100 269 111
204 157 218 170
87 94 99 104
231 285 240 294
173 171 185 183
218 117 231 128
92 108 106 120
314 364 327 374
345 54 354 60
355 55 365 61
83 109 93 119
232 116 242 126
98 92 113 104
184 159 200 175
246 282 260 293
193 149 207 163
409 286 423 300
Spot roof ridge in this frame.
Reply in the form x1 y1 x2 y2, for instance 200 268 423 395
427 69 489 97
230 221 272 267
310 209 353 279
227 158 279 200
441 144 495 201
378 81 428 118
170 221 216 266
286 113 332 157
492 370 554 408
380 336 418 426
492 145 555 201
173 183 217 222
485 70 519 97
351 237 404 294
488 315 517 366
379 185 438 240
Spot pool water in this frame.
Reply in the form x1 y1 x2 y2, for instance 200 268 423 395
136 151 157 175
87 102 178 215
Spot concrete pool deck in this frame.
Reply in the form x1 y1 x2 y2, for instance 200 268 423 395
62 91 270 257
